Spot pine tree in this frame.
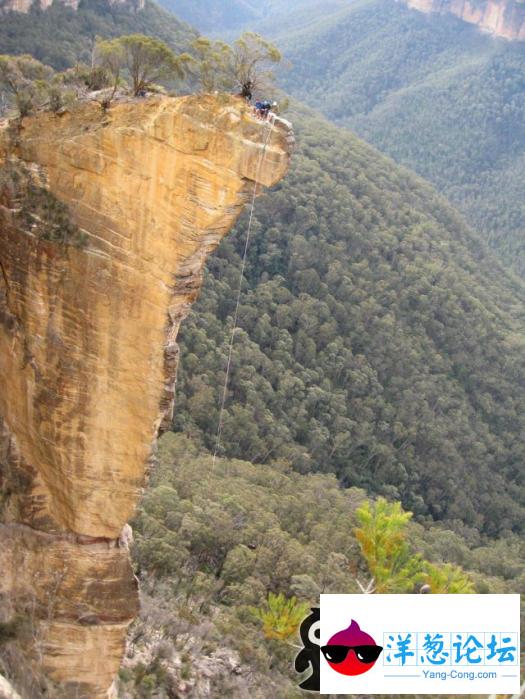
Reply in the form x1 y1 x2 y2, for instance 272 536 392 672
354 498 423 593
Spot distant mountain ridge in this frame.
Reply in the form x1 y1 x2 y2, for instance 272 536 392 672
0 0 144 13
265 0 525 276
152 0 260 32
402 0 525 41
152 0 525 40
153 0 349 34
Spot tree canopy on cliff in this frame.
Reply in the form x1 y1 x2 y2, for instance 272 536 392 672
190 37 233 92
189 33 282 97
95 34 191 95
230 32 281 98
0 54 53 115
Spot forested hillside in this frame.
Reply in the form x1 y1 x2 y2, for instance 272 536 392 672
174 105 525 539
0 0 196 69
121 433 523 696
151 0 525 275
155 0 340 34
262 0 525 276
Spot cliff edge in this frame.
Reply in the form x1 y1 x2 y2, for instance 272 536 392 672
0 94 293 697
0 0 144 14
401 0 525 40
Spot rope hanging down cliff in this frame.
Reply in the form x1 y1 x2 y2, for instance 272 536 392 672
212 115 276 467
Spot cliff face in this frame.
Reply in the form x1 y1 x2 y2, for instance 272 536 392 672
401 0 525 40
0 95 293 697
0 0 144 13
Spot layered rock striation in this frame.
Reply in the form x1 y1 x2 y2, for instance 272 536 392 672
0 94 293 697
401 0 525 40
0 0 144 14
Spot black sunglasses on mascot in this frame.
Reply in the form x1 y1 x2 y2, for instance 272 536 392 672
321 644 383 664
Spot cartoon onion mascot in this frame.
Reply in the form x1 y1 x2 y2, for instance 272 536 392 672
321 619 383 676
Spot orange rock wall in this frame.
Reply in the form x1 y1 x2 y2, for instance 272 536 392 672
403 0 525 40
0 0 143 14
0 95 293 697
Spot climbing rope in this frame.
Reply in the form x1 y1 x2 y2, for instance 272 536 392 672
212 114 276 467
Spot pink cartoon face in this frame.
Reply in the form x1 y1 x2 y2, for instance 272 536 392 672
321 620 383 676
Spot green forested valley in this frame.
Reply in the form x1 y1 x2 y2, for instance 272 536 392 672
174 106 525 539
264 0 525 276
3 0 524 275
175 0 525 277
149 0 525 275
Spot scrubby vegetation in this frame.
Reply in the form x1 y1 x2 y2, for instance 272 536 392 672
0 54 54 116
95 34 191 96
125 433 523 696
0 9 282 116
0 160 87 247
0 38 190 116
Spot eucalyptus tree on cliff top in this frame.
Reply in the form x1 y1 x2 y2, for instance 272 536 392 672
231 32 281 99
190 32 282 98
191 37 234 93
0 54 53 116
95 34 192 96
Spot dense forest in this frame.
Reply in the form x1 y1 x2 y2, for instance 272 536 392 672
122 433 523 697
0 0 196 69
174 105 525 540
266 0 525 276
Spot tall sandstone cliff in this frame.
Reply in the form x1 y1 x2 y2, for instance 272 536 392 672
0 0 144 13
0 94 293 697
401 0 525 39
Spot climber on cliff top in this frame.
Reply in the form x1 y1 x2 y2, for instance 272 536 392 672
254 100 277 120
